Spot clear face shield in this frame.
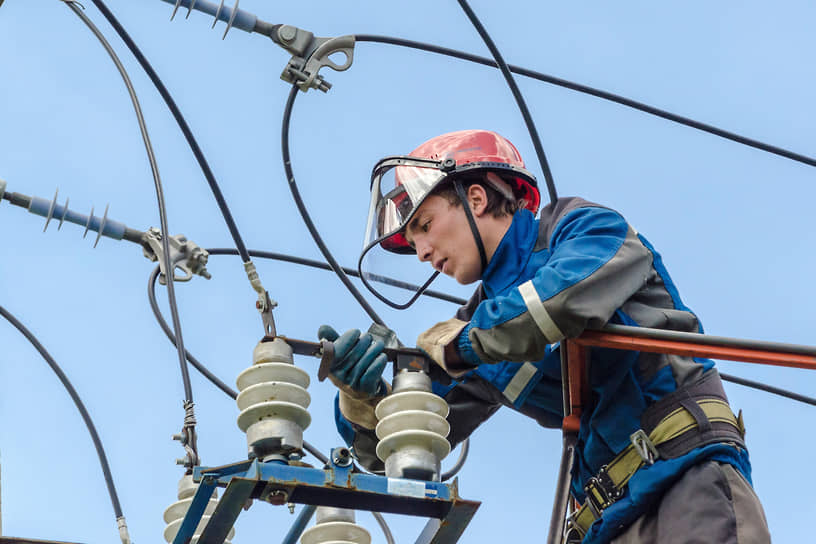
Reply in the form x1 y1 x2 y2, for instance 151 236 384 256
359 157 453 309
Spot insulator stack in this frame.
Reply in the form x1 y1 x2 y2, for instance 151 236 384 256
163 474 235 544
375 370 451 481
300 507 371 544
236 338 311 460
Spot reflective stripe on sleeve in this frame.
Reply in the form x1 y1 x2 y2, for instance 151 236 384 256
502 362 538 403
518 280 564 342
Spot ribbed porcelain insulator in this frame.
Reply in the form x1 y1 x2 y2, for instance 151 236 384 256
375 371 451 481
300 507 371 544
236 338 311 458
163 474 234 544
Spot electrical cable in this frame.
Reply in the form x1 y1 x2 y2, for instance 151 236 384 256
207 248 469 306
64 3 194 410
440 436 471 482
0 304 126 525
372 511 396 544
85 0 252 263
720 372 816 407
455 0 558 205
354 35 816 169
281 84 386 326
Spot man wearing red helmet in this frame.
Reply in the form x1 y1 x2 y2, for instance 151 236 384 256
320 130 769 543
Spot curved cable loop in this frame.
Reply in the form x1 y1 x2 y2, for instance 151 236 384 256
371 511 396 544
0 304 127 526
66 2 194 410
354 35 816 169
441 436 471 481
86 0 252 263
455 0 558 205
281 85 386 326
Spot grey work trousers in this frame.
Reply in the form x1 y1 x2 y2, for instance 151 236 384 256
610 461 770 544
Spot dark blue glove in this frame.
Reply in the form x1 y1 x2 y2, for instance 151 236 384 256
318 325 388 397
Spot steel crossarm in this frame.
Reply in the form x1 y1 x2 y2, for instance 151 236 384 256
172 450 480 544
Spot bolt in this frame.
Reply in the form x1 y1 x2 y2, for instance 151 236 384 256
287 502 295 514
266 490 288 505
332 447 352 467
278 25 297 43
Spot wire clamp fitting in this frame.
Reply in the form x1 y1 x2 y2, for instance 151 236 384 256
244 261 277 336
142 227 211 285
276 29 355 92
173 401 201 469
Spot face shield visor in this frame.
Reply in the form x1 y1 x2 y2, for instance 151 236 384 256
358 156 453 309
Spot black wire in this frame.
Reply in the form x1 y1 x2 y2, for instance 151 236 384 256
455 0 558 205
720 372 816 407
355 35 816 169
70 1 193 405
86 0 252 264
0 304 125 519
147 265 331 465
207 248 468 306
281 85 386 326
148 266 239 399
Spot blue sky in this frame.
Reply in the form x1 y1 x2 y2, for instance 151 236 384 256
1 1 814 542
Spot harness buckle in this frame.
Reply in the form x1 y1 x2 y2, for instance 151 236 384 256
564 517 585 544
630 429 660 465
583 465 621 518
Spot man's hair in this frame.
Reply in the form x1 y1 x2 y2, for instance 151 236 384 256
432 173 519 217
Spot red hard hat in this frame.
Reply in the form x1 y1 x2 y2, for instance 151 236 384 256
369 130 540 254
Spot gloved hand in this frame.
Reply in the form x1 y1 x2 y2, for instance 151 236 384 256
416 318 478 378
318 325 388 397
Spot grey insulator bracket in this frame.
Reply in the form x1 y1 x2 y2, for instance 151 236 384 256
158 1 355 92
142 227 212 284
277 31 355 93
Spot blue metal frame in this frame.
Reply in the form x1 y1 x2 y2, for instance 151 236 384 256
171 448 480 544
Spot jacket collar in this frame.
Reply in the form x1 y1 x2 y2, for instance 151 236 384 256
481 209 538 297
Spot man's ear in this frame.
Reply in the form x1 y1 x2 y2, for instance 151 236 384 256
466 184 489 216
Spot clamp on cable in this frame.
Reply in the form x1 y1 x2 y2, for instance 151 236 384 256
244 261 277 337
142 227 211 285
272 26 355 92
173 400 201 470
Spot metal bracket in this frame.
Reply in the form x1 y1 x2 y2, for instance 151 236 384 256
173 456 480 544
276 28 355 92
142 227 212 284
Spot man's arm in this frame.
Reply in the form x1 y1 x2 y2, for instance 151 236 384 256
459 206 653 366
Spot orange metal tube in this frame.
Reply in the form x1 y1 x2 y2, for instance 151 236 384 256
574 330 816 371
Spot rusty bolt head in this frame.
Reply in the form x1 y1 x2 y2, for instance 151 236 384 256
266 490 288 505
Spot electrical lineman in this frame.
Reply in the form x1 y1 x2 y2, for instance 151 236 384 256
320 129 771 544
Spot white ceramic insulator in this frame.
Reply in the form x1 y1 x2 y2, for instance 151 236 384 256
163 474 235 544
236 338 311 456
301 507 371 544
375 389 451 480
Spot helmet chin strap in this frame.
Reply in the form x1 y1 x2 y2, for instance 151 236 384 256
453 179 489 275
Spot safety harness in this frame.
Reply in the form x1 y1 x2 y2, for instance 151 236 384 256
565 371 746 541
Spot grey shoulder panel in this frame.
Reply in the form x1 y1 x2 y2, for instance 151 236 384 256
456 284 486 321
534 197 608 251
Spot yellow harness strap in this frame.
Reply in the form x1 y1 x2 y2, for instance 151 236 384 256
568 398 741 538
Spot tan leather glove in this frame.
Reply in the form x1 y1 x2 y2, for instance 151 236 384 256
416 318 476 378
337 384 390 430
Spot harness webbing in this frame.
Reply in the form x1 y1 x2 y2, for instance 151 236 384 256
568 398 743 538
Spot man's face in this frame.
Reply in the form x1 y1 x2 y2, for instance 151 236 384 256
404 195 482 285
